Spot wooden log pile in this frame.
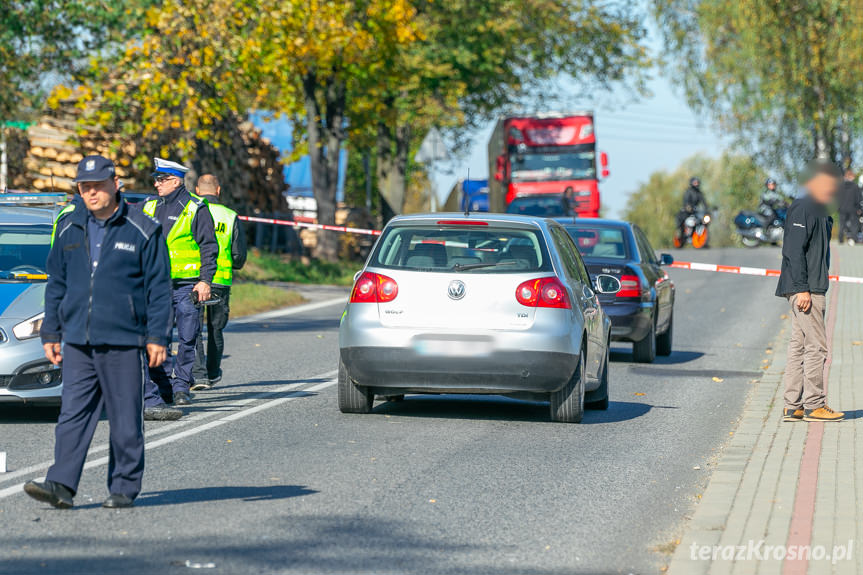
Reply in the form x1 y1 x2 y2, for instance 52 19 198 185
14 101 287 218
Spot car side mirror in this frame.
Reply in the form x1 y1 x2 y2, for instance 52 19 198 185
594 274 621 294
659 253 674 265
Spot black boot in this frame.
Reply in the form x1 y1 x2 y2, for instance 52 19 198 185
23 480 74 509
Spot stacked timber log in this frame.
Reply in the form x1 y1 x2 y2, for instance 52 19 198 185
17 100 286 217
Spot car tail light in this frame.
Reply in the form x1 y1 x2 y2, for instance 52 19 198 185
515 277 571 309
616 274 641 298
350 272 399 303
436 220 488 226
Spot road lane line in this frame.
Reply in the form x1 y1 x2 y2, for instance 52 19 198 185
0 371 337 500
229 296 347 325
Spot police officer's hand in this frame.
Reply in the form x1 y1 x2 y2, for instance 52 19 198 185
43 342 62 365
146 343 167 368
193 281 211 302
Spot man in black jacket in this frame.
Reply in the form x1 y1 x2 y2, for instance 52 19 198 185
837 169 861 244
776 160 844 423
24 155 172 509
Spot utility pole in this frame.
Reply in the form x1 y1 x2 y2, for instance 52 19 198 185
0 125 7 192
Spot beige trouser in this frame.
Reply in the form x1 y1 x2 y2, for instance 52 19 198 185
783 293 828 410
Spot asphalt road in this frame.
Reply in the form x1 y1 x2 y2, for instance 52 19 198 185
0 246 790 575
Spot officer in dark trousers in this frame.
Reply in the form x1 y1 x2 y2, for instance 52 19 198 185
191 174 247 390
142 158 218 417
24 155 172 509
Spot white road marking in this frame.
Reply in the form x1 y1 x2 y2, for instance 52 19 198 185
0 371 337 500
229 296 347 325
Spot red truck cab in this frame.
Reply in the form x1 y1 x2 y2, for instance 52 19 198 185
487 113 608 218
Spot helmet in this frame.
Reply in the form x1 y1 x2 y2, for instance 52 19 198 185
689 177 700 189
765 177 776 188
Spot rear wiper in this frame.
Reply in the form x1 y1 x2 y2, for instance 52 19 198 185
452 261 518 272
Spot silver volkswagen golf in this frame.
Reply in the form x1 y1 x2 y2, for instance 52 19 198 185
338 213 620 423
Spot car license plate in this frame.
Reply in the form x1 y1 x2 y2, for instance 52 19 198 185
414 337 493 357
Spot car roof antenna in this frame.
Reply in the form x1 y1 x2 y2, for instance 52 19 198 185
464 168 470 217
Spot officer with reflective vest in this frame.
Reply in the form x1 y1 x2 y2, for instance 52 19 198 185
141 158 218 419
191 174 247 390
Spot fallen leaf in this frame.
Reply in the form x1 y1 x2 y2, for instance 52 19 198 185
780 314 788 319
712 377 724 382
255 343 261 347
720 307 726 313
765 349 773 354
429 499 436 503
544 545 551 551
853 341 862 346
634 392 646 396
316 334 324 339
693 465 701 470
226 440 232 443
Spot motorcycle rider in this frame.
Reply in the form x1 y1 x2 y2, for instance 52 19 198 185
758 177 789 226
678 176 707 231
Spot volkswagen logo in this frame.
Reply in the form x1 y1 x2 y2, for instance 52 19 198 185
447 280 466 300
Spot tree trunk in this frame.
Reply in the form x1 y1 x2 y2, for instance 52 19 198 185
375 120 411 214
303 70 345 261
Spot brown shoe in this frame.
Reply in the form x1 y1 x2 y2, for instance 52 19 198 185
783 408 804 422
803 406 845 422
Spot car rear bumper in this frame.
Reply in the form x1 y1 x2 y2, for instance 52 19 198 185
339 306 581 394
341 346 578 394
603 300 654 342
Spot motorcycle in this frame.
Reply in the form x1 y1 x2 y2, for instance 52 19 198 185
673 209 712 249
734 206 786 248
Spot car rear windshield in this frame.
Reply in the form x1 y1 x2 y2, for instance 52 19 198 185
564 225 630 259
371 224 552 273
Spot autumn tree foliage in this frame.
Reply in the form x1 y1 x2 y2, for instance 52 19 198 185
49 0 649 260
654 0 863 173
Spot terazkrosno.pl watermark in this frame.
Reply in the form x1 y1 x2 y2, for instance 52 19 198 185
690 540 854 564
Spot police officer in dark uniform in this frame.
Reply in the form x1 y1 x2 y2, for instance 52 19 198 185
24 155 172 509
142 158 218 417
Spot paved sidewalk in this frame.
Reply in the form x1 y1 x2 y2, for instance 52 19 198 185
668 245 861 575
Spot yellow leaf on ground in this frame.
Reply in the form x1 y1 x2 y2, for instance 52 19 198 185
634 392 646 396
712 377 724 382
853 341 862 346
780 314 788 319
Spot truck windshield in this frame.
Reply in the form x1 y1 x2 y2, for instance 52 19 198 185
510 151 596 182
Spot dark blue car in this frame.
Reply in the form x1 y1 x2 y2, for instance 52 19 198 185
556 218 675 363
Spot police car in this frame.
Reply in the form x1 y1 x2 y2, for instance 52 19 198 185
0 194 66 404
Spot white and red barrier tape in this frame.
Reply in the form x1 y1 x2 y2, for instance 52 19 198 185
238 215 863 285
238 215 381 236
668 261 863 285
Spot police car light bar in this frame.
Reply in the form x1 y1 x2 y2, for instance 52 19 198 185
0 192 69 206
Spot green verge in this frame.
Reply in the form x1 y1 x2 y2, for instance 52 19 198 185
237 250 357 286
230 283 307 318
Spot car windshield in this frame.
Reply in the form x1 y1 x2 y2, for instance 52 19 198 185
506 196 567 217
564 225 630 259
371 224 552 273
510 151 596 182
0 224 52 278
